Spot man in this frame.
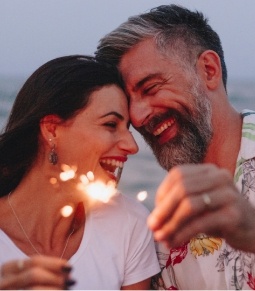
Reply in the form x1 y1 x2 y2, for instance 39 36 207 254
95 4 255 290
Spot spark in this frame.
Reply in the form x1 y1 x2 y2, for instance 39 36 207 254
58 168 117 211
59 164 77 181
80 174 89 185
78 179 117 203
86 171 94 181
60 205 74 217
49 177 58 185
137 190 148 202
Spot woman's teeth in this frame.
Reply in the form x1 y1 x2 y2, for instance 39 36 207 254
100 159 124 168
100 159 124 176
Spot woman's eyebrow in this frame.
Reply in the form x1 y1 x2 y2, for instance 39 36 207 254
100 111 124 120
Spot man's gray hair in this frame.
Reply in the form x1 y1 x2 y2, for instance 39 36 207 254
95 4 227 89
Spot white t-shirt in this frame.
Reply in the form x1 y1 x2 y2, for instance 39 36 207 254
0 192 160 289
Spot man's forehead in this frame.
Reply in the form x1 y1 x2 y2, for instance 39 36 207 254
119 39 158 81
119 39 171 91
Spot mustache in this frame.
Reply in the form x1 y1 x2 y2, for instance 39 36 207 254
134 109 178 133
134 108 191 137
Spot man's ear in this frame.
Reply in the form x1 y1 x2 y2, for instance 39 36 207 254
197 50 222 90
40 114 62 145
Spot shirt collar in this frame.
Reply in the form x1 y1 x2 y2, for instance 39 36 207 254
238 109 255 161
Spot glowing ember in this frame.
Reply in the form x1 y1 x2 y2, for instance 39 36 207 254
77 179 117 203
58 166 117 205
137 191 148 202
61 205 74 217
49 177 58 185
86 171 94 181
80 174 89 185
59 164 77 181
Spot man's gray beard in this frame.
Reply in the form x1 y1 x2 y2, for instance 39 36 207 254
151 120 211 171
137 86 213 171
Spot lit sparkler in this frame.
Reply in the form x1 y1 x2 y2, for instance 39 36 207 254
59 166 117 205
77 173 117 203
58 165 149 218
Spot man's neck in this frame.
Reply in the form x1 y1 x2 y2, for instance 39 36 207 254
204 106 242 176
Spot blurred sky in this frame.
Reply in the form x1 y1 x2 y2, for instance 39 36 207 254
0 0 255 82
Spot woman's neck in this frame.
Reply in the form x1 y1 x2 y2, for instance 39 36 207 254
0 164 86 258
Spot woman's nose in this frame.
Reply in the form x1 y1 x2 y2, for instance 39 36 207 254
120 130 139 155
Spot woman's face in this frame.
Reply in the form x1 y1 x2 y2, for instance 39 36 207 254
57 84 138 183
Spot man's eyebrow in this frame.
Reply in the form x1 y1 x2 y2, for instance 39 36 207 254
100 111 124 120
134 73 161 92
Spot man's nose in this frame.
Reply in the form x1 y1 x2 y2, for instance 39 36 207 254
129 99 153 128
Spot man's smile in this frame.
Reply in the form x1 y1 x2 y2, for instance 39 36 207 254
153 117 176 136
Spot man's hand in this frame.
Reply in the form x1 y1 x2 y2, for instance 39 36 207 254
148 164 255 253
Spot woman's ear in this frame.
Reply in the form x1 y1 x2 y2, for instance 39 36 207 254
197 50 222 90
40 114 62 145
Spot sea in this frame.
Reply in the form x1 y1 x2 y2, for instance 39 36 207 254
0 76 254 211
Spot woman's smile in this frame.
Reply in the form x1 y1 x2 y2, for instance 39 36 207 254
57 84 138 183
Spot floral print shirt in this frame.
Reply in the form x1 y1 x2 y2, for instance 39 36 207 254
153 110 255 290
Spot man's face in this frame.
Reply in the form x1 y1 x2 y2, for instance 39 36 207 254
119 38 213 170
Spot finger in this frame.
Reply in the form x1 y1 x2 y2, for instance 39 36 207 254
155 166 183 204
1 259 27 276
1 255 71 277
163 209 229 249
156 164 231 205
159 190 245 249
151 193 208 241
148 178 209 231
1 266 71 290
25 286 62 290
149 164 216 230
154 165 200 204
148 182 187 231
28 279 76 290
0 276 63 291
29 255 71 274
150 165 236 232
23 268 76 290
152 184 237 242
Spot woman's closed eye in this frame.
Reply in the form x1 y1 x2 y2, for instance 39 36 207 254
104 121 117 129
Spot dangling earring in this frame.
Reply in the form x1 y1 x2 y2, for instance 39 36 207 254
48 140 58 165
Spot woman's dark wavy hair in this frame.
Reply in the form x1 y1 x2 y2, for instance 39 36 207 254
0 55 123 197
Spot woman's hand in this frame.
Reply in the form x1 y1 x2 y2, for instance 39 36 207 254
0 255 76 290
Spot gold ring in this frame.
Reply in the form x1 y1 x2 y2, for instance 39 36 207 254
202 193 211 207
17 260 24 271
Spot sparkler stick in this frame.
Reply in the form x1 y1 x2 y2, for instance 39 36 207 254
116 167 123 186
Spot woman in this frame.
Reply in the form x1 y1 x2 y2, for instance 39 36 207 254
0 55 160 289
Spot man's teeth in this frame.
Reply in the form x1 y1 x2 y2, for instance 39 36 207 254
153 119 175 136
